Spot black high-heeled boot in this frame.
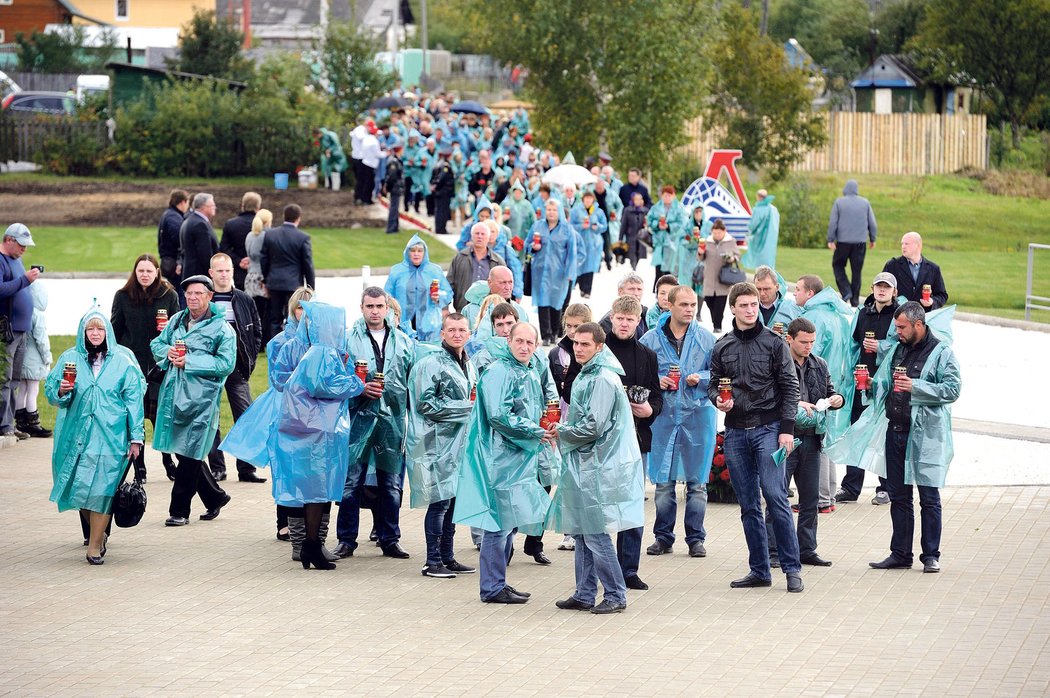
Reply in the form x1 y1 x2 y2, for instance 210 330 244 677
300 539 336 570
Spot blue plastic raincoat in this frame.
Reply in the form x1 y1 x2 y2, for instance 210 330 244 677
150 302 236 460
741 195 780 270
405 344 478 508
269 302 364 505
639 316 719 483
344 316 414 474
646 197 689 273
385 234 452 343
453 340 550 532
798 287 853 442
826 332 961 488
46 309 145 513
570 200 608 276
504 182 535 241
545 347 644 535
455 195 493 250
678 204 711 290
603 187 624 245
528 200 578 309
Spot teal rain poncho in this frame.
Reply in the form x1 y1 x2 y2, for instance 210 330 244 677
570 199 608 276
639 316 718 484
678 203 712 292
528 199 578 309
453 339 550 532
545 346 644 535
406 344 478 508
384 234 452 343
318 127 347 177
646 197 689 273
504 183 536 241
741 194 780 270
269 302 364 505
46 308 145 513
345 316 414 474
798 287 853 442
149 302 236 461
757 271 801 328
826 321 961 488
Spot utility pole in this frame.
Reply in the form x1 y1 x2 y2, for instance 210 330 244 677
391 0 399 54
421 0 428 79
242 0 251 50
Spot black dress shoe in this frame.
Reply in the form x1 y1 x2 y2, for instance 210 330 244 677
165 516 189 526
212 470 227 481
869 555 913 569
646 540 673 555
730 573 773 588
923 559 941 573
332 542 354 559
445 559 476 574
381 542 410 559
555 596 594 611
624 575 649 591
532 551 552 565
483 587 528 604
591 599 627 614
199 493 232 521
505 585 531 598
786 573 804 593
800 553 833 567
238 472 267 483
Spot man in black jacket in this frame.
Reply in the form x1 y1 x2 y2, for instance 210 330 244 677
177 193 219 282
206 253 265 483
158 189 188 305
382 139 404 234
768 317 843 569
882 232 948 310
599 273 650 339
261 204 316 338
430 148 455 235
710 282 804 593
220 191 261 291
604 295 662 591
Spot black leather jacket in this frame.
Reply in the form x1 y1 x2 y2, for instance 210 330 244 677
709 321 799 432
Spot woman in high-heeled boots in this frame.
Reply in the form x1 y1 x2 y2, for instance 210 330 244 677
46 308 145 565
265 300 363 569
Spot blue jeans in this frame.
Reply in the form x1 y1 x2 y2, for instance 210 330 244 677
885 427 941 563
573 534 627 606
479 529 515 600
723 422 801 577
653 481 707 546
616 526 643 578
336 459 403 550
424 498 456 566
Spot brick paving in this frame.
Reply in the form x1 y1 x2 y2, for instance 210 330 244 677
2 438 1049 696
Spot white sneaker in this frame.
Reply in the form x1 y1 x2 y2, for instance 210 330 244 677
558 535 575 551
871 491 890 505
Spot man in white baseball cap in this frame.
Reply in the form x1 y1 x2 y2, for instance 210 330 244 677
1 223 41 441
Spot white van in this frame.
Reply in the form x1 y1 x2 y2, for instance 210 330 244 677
75 74 110 103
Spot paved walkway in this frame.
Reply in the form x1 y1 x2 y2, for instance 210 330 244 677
2 438 1049 696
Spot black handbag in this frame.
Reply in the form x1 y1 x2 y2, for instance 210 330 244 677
692 261 705 288
719 259 746 286
637 227 653 248
112 457 147 528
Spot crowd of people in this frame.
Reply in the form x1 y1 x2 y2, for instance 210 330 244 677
0 90 961 613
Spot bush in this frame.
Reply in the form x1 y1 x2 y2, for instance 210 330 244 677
779 174 825 248
39 129 106 176
989 127 1050 175
653 152 705 195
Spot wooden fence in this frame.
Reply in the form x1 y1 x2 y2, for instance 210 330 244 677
0 118 109 163
684 112 988 175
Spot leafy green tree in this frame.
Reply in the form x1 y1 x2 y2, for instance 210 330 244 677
167 8 254 82
459 0 713 173
15 26 119 73
706 5 827 182
912 0 1050 147
874 0 929 55
314 20 397 122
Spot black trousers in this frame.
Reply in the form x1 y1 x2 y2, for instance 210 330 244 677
577 272 595 296
169 454 227 518
885 427 941 563
252 295 272 346
352 158 365 202
704 294 728 331
538 306 562 343
767 433 821 558
208 372 255 476
434 194 452 235
359 165 376 205
268 289 293 340
425 193 435 216
386 191 401 233
832 242 866 306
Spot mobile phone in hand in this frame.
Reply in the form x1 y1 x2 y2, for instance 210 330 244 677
31 265 44 272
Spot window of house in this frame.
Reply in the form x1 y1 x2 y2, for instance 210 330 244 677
116 0 129 20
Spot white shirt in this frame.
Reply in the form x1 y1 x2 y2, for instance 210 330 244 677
361 134 382 169
350 124 368 159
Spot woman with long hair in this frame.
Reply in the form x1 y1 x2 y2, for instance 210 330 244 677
243 209 272 345
110 254 180 481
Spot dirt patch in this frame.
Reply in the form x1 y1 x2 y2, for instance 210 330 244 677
0 179 388 228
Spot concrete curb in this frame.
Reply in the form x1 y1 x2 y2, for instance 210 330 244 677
954 312 1050 333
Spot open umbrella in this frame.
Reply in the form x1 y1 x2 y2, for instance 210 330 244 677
542 164 598 190
450 100 488 115
369 96 411 110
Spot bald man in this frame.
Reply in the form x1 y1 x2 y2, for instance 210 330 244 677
881 232 948 310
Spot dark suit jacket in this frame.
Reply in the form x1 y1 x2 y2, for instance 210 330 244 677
178 212 219 280
882 255 948 310
220 211 256 290
261 223 316 292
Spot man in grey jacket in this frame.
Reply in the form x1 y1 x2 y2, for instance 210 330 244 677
827 179 877 308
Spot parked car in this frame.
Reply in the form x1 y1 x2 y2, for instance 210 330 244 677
1 91 76 116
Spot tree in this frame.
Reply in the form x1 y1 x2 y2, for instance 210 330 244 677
15 26 119 73
705 5 827 182
314 20 397 122
912 0 1050 146
874 0 929 55
458 0 713 173
167 8 254 82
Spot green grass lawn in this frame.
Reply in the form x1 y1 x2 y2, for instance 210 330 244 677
37 336 271 437
26 227 453 273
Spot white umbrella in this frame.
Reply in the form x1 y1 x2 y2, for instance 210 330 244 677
542 164 597 190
